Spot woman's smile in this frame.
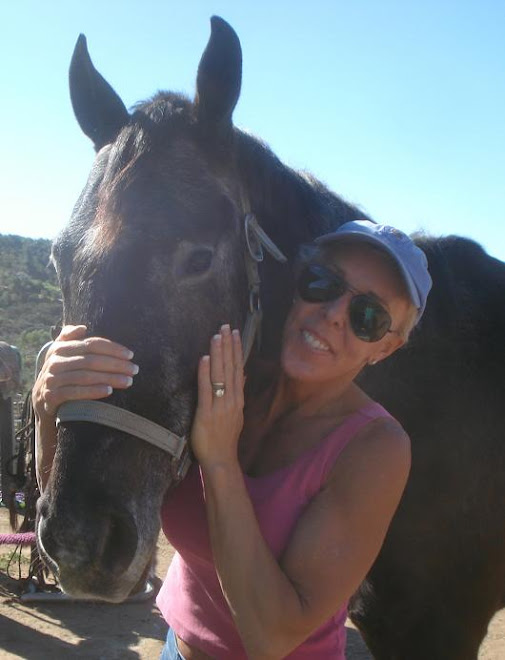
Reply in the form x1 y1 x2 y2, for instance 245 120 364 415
301 328 332 354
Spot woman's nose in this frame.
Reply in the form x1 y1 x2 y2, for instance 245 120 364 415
322 293 351 324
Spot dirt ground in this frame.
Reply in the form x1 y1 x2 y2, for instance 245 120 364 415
0 508 504 659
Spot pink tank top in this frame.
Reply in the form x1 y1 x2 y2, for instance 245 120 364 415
157 401 391 659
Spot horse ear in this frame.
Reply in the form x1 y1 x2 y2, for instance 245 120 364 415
69 34 129 151
195 16 242 127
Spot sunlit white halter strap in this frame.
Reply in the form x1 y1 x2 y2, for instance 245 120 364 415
56 399 192 482
56 213 287 483
241 213 288 361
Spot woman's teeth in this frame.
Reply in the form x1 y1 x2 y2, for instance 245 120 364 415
302 330 330 352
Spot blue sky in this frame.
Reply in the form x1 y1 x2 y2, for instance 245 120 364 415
1 1 504 260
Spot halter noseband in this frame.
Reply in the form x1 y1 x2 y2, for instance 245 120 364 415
56 213 287 483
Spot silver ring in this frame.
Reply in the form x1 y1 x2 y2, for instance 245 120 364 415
211 382 226 398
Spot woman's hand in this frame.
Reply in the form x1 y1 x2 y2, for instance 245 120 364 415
33 324 138 492
32 324 138 423
191 325 245 470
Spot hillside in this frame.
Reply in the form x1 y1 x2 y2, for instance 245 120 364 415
0 234 62 391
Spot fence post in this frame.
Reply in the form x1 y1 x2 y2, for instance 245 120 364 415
0 395 14 506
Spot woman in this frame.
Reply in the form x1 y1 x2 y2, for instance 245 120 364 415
34 220 431 659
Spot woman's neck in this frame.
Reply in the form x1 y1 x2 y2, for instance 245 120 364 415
263 372 361 427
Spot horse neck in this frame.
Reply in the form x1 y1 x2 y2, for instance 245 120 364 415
234 130 368 260
234 130 369 367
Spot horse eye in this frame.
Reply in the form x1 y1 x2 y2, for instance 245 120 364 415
182 248 213 277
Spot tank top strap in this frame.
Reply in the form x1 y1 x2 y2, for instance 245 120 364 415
317 401 394 483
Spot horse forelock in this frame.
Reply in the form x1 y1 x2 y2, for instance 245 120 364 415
59 125 239 291
90 95 239 225
132 91 195 124
54 93 249 344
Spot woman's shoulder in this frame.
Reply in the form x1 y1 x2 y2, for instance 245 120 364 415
358 413 410 455
336 385 405 437
323 396 410 489
323 388 398 440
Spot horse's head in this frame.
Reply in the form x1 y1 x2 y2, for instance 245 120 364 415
37 17 263 601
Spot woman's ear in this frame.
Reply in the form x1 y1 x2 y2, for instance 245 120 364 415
369 334 405 365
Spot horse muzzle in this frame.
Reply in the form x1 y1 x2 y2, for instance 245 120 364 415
36 492 148 602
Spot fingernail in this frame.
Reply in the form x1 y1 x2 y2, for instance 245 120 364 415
123 349 134 359
221 324 231 333
213 334 221 342
131 363 140 375
232 329 240 338
124 376 133 387
105 386 113 395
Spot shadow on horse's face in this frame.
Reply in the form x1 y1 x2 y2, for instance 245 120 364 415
38 18 249 601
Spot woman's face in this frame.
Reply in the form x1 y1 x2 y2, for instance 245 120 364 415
281 242 412 386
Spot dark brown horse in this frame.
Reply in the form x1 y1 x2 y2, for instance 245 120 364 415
37 17 505 659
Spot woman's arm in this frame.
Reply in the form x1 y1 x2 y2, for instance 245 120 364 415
192 326 410 659
33 325 138 492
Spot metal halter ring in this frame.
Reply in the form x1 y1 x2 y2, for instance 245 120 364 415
211 382 226 398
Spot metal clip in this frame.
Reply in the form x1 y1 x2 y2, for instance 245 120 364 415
249 289 261 314
245 213 288 264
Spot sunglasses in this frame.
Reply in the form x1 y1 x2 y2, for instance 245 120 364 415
297 264 394 342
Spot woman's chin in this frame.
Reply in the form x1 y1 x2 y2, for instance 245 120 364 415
282 340 335 376
281 354 329 383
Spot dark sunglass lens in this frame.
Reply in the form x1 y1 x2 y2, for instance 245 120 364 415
297 265 346 303
350 296 392 342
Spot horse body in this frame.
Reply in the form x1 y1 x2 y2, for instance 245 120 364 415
352 236 505 658
37 17 505 656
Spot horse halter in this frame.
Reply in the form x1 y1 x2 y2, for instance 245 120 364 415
56 213 287 483
241 213 287 361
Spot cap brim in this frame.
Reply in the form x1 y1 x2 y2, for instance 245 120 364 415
315 230 422 315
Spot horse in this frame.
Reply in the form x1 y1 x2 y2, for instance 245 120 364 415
37 17 505 659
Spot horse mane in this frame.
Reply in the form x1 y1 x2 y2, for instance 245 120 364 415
234 129 371 258
90 90 369 263
100 92 196 194
410 233 505 354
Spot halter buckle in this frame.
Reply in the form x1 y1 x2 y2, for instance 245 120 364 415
249 289 261 314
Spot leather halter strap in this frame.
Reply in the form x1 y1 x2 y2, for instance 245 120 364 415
56 400 192 482
241 213 287 361
56 213 287 483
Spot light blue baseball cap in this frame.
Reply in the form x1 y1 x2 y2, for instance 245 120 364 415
315 220 432 321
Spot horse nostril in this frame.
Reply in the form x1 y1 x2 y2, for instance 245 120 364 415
38 499 138 580
99 509 138 576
